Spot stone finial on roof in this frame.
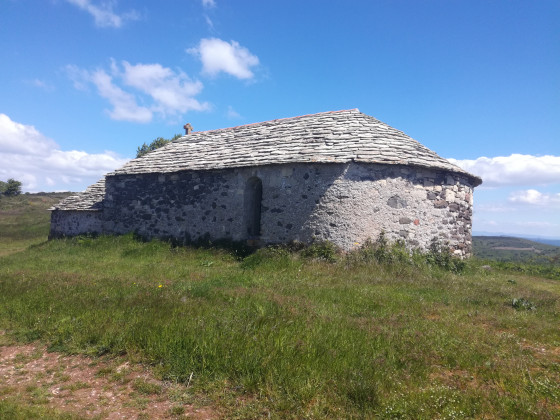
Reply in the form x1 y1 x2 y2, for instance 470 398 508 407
183 123 193 135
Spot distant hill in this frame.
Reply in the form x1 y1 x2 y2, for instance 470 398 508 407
473 231 560 247
530 238 560 247
473 236 560 265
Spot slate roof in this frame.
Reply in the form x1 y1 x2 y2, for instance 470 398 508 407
50 178 105 211
52 109 481 211
109 109 480 182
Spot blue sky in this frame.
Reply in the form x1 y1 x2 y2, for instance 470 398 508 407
1 0 559 237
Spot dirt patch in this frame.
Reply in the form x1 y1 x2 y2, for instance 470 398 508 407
0 342 217 419
429 368 484 391
424 313 441 321
519 339 560 364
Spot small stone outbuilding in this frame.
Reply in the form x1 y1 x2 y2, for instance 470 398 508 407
50 109 482 256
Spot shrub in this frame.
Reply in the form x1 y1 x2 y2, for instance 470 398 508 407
0 178 22 197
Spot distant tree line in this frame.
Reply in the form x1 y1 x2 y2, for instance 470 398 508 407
136 134 182 158
0 178 22 197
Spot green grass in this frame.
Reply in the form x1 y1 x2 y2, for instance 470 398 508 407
0 193 71 256
0 194 559 418
1 235 559 418
0 398 84 419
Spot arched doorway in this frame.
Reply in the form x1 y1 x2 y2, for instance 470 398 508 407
244 177 262 238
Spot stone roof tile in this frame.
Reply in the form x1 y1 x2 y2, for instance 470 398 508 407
108 109 481 186
50 178 105 211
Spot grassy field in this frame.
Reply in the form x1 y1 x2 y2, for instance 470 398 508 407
0 195 559 419
0 193 71 257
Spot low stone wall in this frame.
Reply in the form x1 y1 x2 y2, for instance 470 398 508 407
49 210 104 238
99 162 475 255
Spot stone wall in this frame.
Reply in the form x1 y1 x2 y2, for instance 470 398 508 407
300 163 475 255
49 210 104 238
99 162 475 255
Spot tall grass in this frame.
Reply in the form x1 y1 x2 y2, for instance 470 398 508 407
1 234 559 418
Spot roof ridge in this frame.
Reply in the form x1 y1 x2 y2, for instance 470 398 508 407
174 109 360 140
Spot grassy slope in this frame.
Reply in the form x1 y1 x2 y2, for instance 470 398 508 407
0 193 71 256
0 196 559 418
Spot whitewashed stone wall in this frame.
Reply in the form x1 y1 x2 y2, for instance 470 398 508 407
297 163 475 255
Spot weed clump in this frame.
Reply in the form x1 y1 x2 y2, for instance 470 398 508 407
425 238 467 273
300 240 339 262
350 233 467 273
240 233 467 274
241 240 339 268
511 298 536 311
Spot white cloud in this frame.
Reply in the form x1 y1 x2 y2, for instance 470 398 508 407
66 65 92 91
0 114 128 192
453 154 560 237
204 15 214 30
188 38 259 79
65 0 139 28
120 62 206 116
66 61 208 123
27 78 55 92
202 0 216 8
90 69 153 123
509 189 560 207
0 114 57 155
449 154 560 187
226 106 241 119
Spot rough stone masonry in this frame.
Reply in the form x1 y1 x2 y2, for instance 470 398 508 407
50 109 482 256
